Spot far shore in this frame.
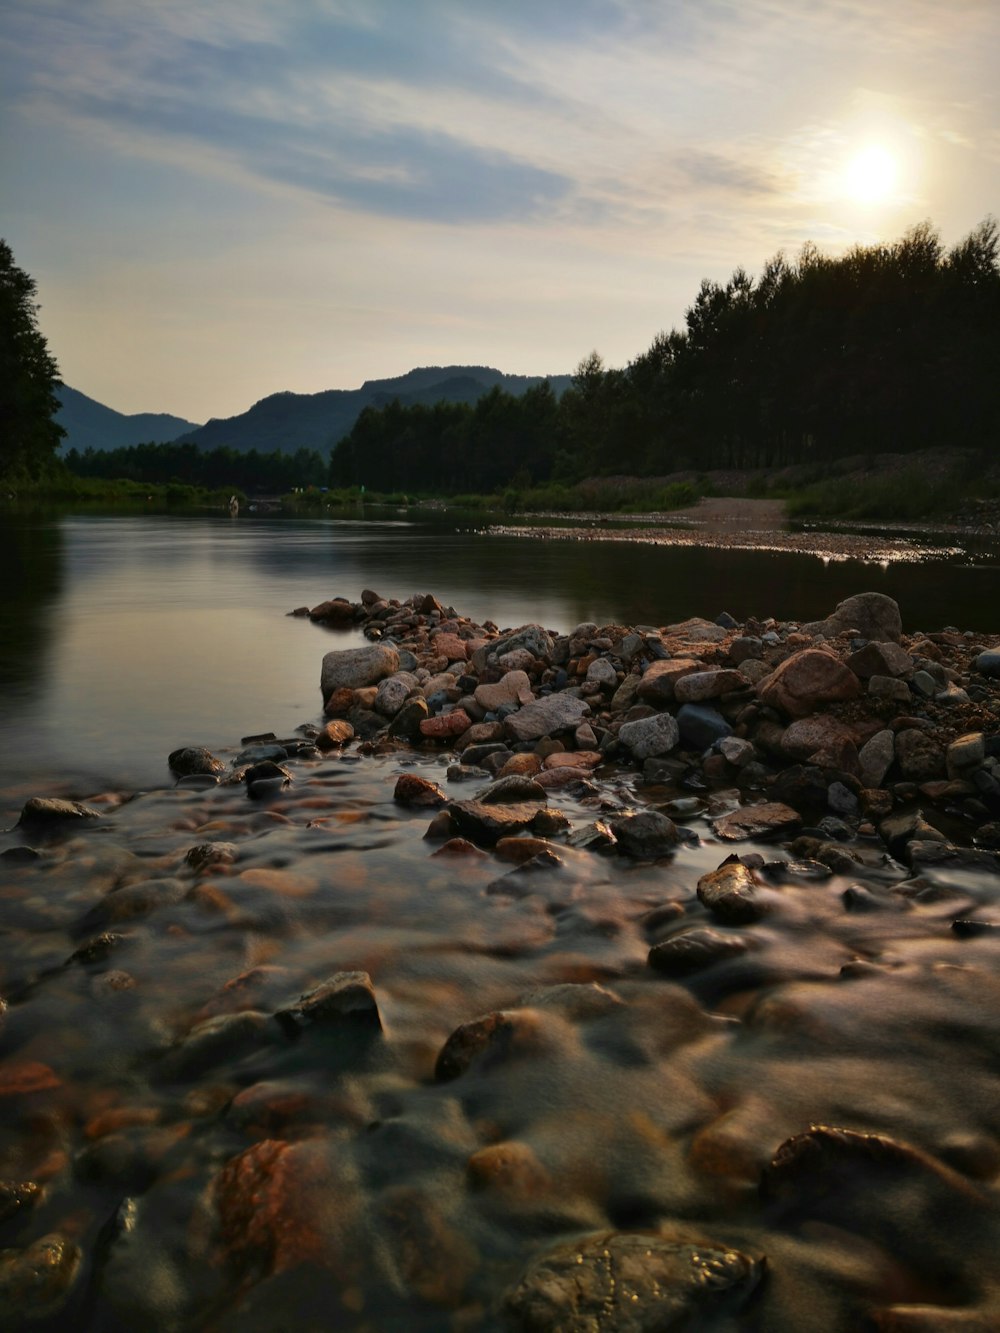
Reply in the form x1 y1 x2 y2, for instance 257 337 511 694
487 495 976 565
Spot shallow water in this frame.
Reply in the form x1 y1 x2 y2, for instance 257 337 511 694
2 741 1000 1330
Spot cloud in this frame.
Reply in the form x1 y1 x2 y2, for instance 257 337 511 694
674 150 783 197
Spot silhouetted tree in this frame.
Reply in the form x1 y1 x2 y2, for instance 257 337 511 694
0 239 64 479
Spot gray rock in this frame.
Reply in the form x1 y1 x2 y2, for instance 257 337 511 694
585 657 618 688
504 693 590 743
868 675 911 703
618 712 680 760
947 732 985 778
488 623 554 664
374 672 419 717
610 810 679 859
847 641 913 678
476 774 548 804
806 591 902 642
673 669 745 703
911 669 939 698
320 644 400 696
858 729 894 788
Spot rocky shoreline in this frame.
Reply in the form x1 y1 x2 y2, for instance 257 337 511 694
299 586 1000 888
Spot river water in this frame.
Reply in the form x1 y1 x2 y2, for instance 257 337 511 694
1 510 1000 1330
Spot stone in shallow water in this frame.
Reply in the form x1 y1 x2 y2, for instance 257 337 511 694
712 802 801 842
503 1229 763 1331
648 927 751 976
0 1233 82 1323
393 773 446 807
320 643 399 695
697 860 766 923
610 810 679 859
18 797 102 828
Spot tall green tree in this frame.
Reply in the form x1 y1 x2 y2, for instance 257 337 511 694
0 240 64 479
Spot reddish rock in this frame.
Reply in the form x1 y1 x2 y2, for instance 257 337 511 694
497 753 543 778
434 1009 545 1081
315 719 354 750
895 728 945 781
757 649 861 718
780 715 855 760
712 802 802 841
419 710 472 740
432 632 467 662
636 658 701 703
0 1062 61 1097
393 773 447 807
495 836 559 864
541 751 601 770
308 598 355 625
430 837 488 859
323 687 355 717
697 861 766 923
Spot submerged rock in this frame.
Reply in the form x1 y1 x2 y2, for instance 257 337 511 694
167 746 226 777
503 1229 763 1331
17 797 103 829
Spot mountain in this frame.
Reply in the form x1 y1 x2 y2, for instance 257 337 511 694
176 365 573 456
55 385 200 453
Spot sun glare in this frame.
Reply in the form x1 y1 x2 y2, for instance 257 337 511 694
844 144 897 204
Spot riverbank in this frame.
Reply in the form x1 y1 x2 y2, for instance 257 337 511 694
2 588 1000 1329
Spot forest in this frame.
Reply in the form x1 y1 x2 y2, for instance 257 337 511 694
63 441 327 493
329 218 1000 493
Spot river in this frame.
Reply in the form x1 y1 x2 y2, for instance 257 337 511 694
1 509 999 1330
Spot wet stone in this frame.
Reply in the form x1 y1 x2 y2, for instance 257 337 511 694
434 1009 543 1082
278 970 382 1034
184 841 238 872
393 773 446 808
17 797 103 829
609 810 680 860
476 774 547 804
0 1234 82 1323
712 802 801 841
697 860 766 924
0 1179 40 1226
648 927 751 976
445 799 550 847
167 747 226 777
503 1229 763 1332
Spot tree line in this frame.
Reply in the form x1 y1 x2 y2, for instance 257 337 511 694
329 217 1000 492
64 441 327 493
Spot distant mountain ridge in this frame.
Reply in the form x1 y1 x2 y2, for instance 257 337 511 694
55 385 200 453
176 365 573 455
56 366 573 457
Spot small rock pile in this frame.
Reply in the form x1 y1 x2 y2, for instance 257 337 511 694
297 588 1000 872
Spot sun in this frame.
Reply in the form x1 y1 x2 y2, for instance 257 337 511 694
844 144 898 204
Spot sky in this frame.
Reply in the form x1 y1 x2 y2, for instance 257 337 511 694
1 0 997 423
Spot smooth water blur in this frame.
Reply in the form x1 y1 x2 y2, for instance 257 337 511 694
1 509 998 804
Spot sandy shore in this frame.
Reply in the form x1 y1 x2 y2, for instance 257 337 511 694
488 496 973 564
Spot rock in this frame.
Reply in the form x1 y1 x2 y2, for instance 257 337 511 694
780 716 856 761
393 774 446 807
673 669 745 703
730 636 763 663
697 860 766 923
0 1234 82 1324
166 747 226 777
419 709 471 740
868 675 911 703
308 596 355 625
676 704 733 749
649 927 751 976
374 673 419 717
636 658 701 704
618 712 680 760
446 800 552 846
184 841 238 872
946 732 985 779
973 650 1000 678
713 802 801 842
502 1230 763 1331
847 641 913 678
476 775 547 804
718 736 755 767
278 970 382 1034
857 729 895 788
879 810 948 861
488 624 554 664
432 631 467 662
610 810 679 859
757 649 861 718
17 797 103 828
474 670 531 712
157 1011 276 1081
387 697 430 740
0 1181 40 1227
315 719 354 749
320 643 399 696
243 760 291 796
664 616 730 644
434 1009 544 1081
895 729 944 781
808 592 903 642
323 686 354 716
504 694 590 743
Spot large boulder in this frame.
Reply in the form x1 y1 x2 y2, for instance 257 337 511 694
757 649 861 718
320 644 399 696
618 712 680 760
805 592 903 643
